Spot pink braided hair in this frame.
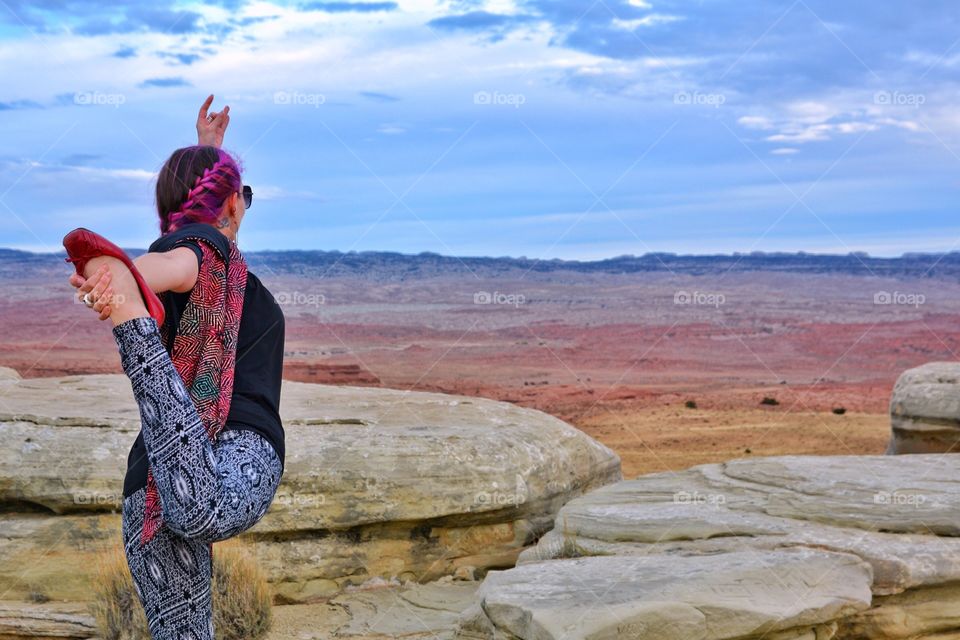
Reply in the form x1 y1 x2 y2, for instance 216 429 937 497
157 146 244 235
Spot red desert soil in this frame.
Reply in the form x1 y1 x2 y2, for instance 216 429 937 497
5 267 956 477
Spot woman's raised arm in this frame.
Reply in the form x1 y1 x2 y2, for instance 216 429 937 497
68 246 199 321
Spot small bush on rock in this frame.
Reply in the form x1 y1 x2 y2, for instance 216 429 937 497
90 537 273 640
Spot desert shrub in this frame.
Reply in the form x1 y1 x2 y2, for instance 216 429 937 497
89 542 148 640
24 581 50 603
90 537 272 640
760 397 779 406
212 539 274 639
832 407 847 415
684 400 697 409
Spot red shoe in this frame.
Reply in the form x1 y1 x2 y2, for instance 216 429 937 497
63 227 165 326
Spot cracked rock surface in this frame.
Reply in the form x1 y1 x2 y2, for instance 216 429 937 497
455 454 960 640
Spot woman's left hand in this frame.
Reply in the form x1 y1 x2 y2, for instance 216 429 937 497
69 264 115 321
196 94 230 148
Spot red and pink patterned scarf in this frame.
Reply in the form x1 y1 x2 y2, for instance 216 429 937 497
139 236 247 548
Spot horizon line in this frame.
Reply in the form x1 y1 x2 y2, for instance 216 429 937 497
4 245 959 263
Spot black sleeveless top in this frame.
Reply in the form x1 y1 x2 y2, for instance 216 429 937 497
122 222 286 498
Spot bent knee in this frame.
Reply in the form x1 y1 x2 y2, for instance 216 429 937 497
162 499 223 542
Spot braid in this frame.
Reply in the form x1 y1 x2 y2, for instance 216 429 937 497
173 162 222 216
158 146 243 235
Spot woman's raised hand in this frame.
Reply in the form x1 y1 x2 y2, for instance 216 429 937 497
196 94 230 148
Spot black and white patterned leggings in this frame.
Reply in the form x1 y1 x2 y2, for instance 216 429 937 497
113 316 282 640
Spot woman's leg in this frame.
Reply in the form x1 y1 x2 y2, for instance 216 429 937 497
122 485 215 640
113 315 282 542
121 428 282 640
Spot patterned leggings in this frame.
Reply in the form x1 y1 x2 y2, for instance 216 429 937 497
113 316 282 640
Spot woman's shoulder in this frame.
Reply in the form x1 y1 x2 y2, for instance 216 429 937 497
149 223 230 261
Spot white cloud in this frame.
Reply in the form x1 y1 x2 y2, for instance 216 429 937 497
876 118 921 132
904 49 960 69
738 91 945 146
65 165 157 181
783 101 842 125
738 115 775 130
764 122 880 144
12 160 157 182
611 14 683 30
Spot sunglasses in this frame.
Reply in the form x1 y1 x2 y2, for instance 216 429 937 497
240 185 253 209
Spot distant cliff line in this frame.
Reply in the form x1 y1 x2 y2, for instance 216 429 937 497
5 247 960 279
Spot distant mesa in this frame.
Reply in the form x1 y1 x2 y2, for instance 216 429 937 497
283 361 380 386
9 245 960 279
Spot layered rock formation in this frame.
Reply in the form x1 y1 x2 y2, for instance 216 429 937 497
282 361 381 386
456 454 960 639
7 357 960 640
0 578 485 640
0 366 621 605
888 362 960 454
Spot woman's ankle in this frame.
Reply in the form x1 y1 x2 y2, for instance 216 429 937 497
109 304 151 327
111 316 163 382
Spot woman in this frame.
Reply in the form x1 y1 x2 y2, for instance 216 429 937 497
64 96 285 640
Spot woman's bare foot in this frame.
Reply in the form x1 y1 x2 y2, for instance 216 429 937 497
81 256 151 327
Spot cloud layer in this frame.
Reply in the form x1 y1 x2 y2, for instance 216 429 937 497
0 0 957 258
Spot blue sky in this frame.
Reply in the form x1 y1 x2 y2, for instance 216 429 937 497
0 0 958 259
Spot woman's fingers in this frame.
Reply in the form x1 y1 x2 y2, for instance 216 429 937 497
75 265 110 305
75 264 106 292
86 268 112 308
66 263 118 320
196 96 227 147
94 286 114 320
198 94 214 122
